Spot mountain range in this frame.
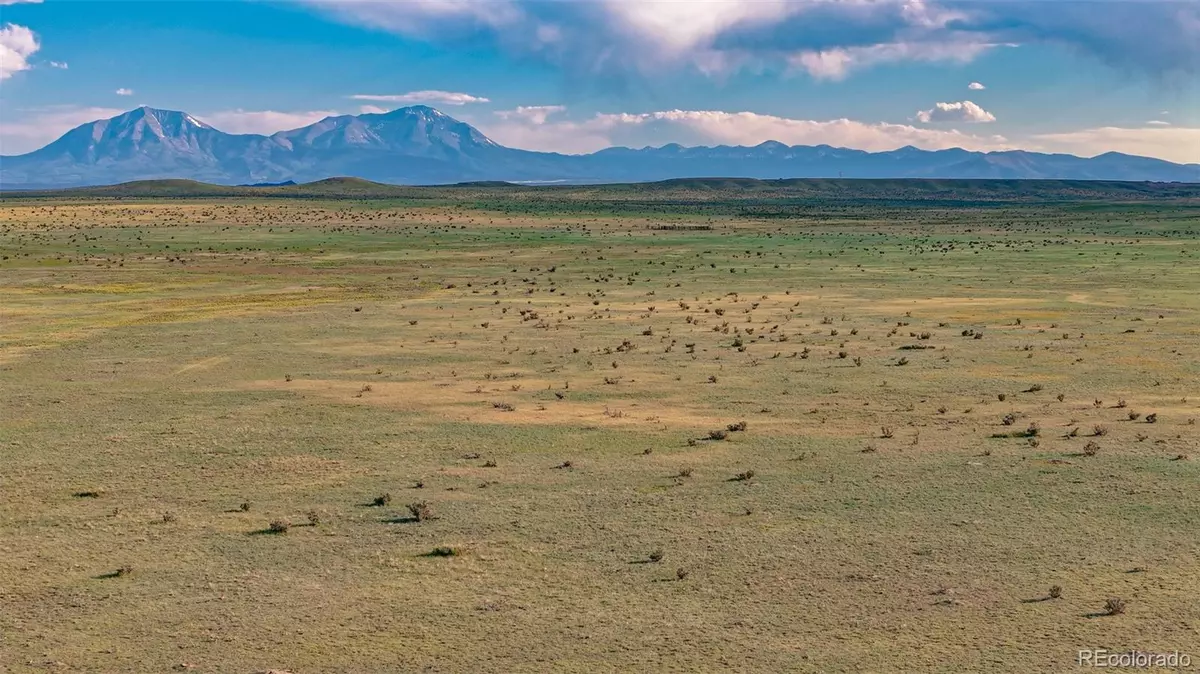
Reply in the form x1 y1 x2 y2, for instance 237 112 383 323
2 105 1197 188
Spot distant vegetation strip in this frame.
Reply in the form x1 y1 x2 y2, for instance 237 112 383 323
3 176 1199 205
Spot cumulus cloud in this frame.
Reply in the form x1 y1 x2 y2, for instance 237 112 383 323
0 23 39 79
474 105 1011 155
349 91 490 105
1146 120 1170 126
195 109 340 135
48 60 67 69
115 88 134 96
1031 126 1200 165
915 100 996 123
494 105 566 124
968 81 985 90
0 105 125 155
301 0 1200 81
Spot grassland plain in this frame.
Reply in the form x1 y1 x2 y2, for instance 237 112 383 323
1 185 1198 673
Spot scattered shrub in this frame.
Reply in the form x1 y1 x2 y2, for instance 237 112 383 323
407 501 432 522
426 546 461 557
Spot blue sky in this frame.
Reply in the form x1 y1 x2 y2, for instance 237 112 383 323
1 0 1197 161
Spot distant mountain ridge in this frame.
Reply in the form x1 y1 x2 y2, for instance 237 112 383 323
3 105 1197 188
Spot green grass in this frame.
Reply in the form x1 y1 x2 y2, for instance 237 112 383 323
1 193 1198 672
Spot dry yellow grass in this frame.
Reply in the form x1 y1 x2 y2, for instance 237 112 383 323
1 195 1198 672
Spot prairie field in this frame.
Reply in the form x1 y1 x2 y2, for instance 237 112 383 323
1 185 1199 672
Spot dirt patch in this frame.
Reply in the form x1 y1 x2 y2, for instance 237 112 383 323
245 377 754 430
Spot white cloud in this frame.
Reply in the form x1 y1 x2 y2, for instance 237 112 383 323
494 105 566 125
1031 126 1200 165
349 90 489 106
0 105 125 155
48 60 67 69
789 41 997 81
0 23 39 79
475 106 1012 155
307 0 1199 83
916 100 996 123
115 88 134 96
195 109 340 135
0 0 43 4
628 109 1007 151
968 81 985 90
600 0 798 62
476 108 615 154
788 49 857 81
1146 120 1171 126
358 105 389 115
